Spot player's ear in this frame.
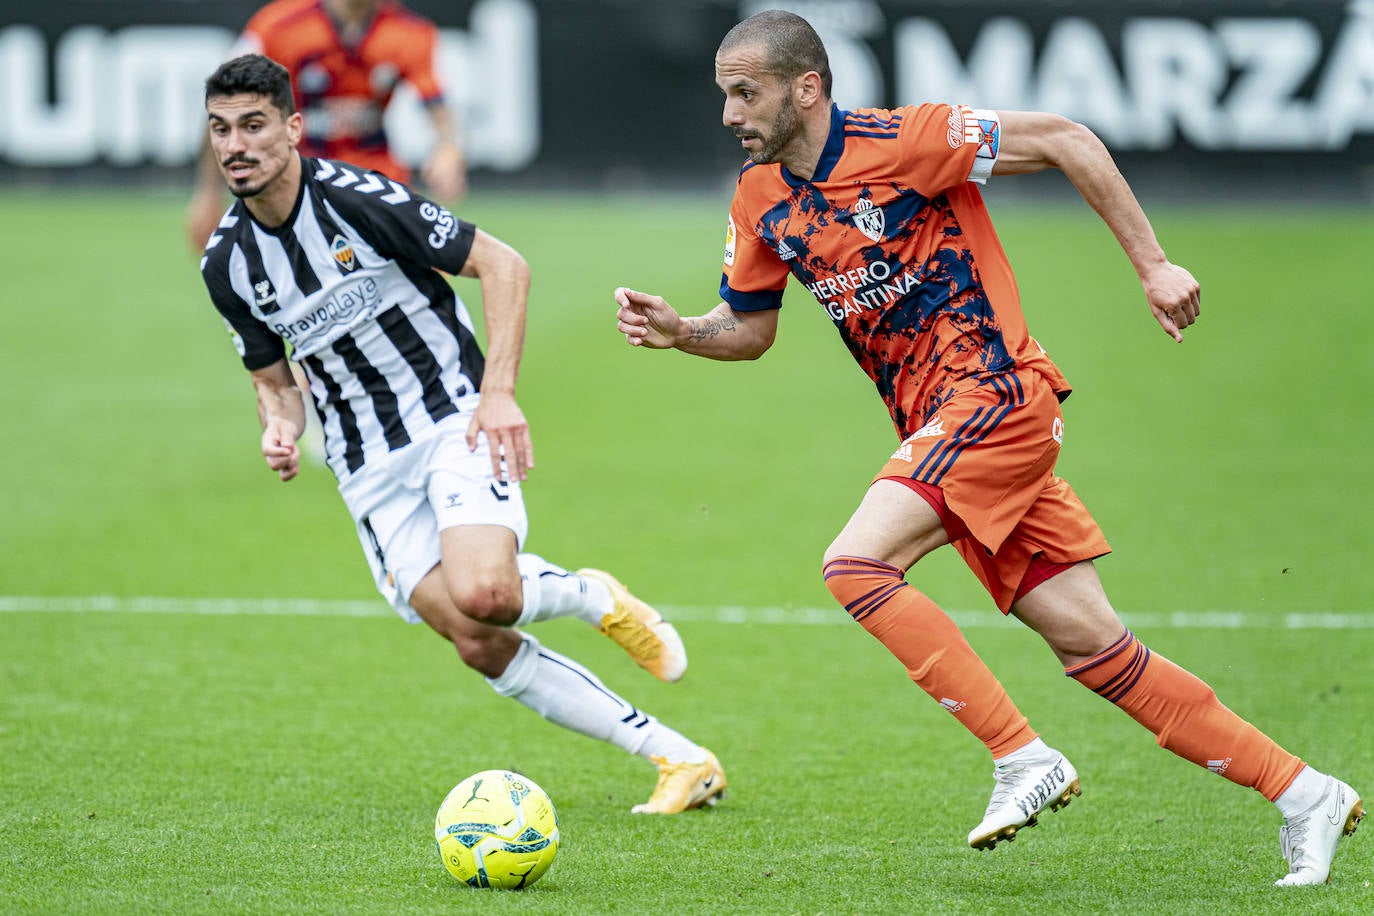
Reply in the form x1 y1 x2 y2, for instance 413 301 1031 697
795 70 823 109
285 111 304 147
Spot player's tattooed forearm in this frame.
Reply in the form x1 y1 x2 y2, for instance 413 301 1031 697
686 313 738 342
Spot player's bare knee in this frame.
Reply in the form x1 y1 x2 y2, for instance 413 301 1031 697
448 576 522 626
1038 616 1129 665
451 629 512 678
822 538 875 569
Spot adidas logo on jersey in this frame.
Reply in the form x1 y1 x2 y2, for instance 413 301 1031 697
776 239 797 261
906 417 939 442
910 417 944 440
1207 757 1232 776
939 697 966 714
892 417 944 461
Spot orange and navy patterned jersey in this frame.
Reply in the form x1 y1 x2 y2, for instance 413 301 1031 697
235 0 444 183
721 103 1071 439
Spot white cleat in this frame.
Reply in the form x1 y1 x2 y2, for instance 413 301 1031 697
968 750 1081 850
1275 775 1364 886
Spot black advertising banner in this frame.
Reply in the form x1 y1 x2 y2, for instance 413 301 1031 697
2 0 1370 196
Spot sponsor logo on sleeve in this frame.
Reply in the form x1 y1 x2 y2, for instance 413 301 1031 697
221 316 246 357
946 106 964 148
419 202 459 250
724 215 737 266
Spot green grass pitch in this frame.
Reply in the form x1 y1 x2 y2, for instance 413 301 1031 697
1 187 1371 914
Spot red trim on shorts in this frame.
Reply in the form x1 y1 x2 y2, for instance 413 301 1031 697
1013 554 1076 603
883 476 970 540
882 475 1075 604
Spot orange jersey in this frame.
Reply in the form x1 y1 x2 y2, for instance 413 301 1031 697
237 0 444 182
721 103 1071 439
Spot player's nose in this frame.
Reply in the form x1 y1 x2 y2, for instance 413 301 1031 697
223 128 249 153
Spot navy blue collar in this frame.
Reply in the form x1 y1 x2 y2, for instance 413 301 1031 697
782 104 846 188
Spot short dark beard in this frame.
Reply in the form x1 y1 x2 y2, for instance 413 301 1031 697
751 93 801 165
228 180 263 200
225 157 281 200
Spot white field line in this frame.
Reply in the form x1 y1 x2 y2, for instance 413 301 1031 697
0 595 1371 629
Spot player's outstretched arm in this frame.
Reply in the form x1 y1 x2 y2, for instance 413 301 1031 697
421 104 467 203
993 110 1200 342
615 287 778 360
250 359 307 482
457 229 534 482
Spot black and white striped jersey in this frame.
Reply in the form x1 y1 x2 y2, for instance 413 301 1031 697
201 155 487 481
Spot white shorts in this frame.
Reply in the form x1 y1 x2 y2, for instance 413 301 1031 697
338 417 528 623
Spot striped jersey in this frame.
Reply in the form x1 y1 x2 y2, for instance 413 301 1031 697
200 154 485 481
720 103 1070 439
232 0 445 184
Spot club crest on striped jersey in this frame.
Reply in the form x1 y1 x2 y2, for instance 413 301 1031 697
851 198 885 242
331 234 357 273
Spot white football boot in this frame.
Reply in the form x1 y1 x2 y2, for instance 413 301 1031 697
968 747 1081 850
1275 775 1364 886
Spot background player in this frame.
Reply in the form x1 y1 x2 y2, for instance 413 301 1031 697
200 53 726 814
613 9 1359 883
187 0 466 251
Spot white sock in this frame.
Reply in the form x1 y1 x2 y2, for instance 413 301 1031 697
514 554 611 627
487 634 703 762
1275 765 1328 819
995 736 1052 767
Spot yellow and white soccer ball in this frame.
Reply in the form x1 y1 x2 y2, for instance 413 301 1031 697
434 770 560 889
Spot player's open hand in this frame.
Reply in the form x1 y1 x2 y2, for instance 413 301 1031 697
615 287 683 349
1144 261 1201 342
423 140 467 203
467 391 533 482
261 417 302 482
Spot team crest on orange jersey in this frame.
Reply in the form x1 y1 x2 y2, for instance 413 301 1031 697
852 198 885 242
331 234 357 273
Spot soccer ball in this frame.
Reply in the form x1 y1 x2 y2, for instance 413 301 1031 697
434 770 560 889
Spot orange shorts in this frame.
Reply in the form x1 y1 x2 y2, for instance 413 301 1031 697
874 371 1110 612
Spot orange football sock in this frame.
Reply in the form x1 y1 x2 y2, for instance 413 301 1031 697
1066 631 1304 800
824 556 1036 758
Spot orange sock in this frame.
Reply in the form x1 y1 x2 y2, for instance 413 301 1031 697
824 556 1036 758
1066 631 1304 800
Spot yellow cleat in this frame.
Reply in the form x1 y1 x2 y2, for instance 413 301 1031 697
578 568 687 682
632 751 728 815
